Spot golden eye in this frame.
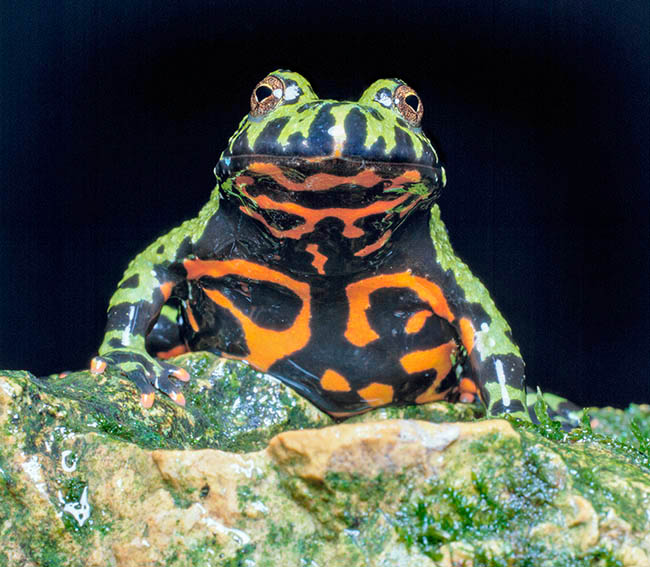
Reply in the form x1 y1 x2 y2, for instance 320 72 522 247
250 75 285 117
394 84 423 126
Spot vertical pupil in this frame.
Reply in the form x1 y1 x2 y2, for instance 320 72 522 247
255 85 273 102
405 94 419 112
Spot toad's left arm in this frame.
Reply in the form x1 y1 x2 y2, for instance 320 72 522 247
427 205 528 418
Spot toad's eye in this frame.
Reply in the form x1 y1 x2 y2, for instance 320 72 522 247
393 84 423 127
250 75 284 117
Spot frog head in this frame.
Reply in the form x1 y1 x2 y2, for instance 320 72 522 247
216 70 446 253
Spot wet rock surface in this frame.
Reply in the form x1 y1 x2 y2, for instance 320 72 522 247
1 353 649 566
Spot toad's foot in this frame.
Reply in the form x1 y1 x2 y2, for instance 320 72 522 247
90 349 189 408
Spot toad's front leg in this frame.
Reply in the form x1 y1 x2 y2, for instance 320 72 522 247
91 226 197 408
451 310 528 418
426 206 528 419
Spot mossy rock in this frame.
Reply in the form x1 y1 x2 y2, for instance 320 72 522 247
0 354 648 566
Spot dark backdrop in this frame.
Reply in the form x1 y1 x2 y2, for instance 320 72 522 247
2 1 648 408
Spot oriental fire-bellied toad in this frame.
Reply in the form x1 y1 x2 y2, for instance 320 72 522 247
91 70 528 419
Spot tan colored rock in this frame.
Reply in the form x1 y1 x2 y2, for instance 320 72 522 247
619 545 650 567
268 418 517 480
438 541 475 567
1 521 38 567
566 494 599 550
600 508 633 544
151 448 266 525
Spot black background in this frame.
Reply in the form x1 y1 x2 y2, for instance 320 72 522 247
2 1 648 408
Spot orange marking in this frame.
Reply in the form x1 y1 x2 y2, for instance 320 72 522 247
240 206 283 237
159 282 173 301
90 357 107 374
415 385 449 404
320 369 352 392
459 318 475 354
357 382 394 407
405 310 432 334
344 273 455 347
238 185 412 239
169 391 186 406
236 175 255 187
184 259 311 371
172 368 191 382
458 376 480 404
399 199 421 218
407 340 458 404
400 340 456 375
400 170 422 182
156 345 189 359
459 377 477 395
140 392 155 408
354 230 392 257
244 163 421 192
184 304 200 332
305 243 327 275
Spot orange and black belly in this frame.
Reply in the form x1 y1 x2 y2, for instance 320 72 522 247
180 200 473 416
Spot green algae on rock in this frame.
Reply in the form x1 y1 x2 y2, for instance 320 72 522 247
589 404 650 456
3 352 334 453
1 358 649 566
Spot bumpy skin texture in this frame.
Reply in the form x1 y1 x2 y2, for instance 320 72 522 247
94 70 528 418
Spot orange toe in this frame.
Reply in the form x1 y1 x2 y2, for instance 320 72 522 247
169 391 186 407
90 357 107 375
140 392 155 408
172 368 190 382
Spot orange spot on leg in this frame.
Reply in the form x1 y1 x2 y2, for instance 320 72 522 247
415 386 449 404
357 382 394 407
184 304 200 332
159 281 174 301
402 340 457 404
459 318 476 354
156 344 189 359
320 369 352 392
401 340 456 375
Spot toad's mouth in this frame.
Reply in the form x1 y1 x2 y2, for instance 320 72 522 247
217 159 437 245
219 154 444 190
218 155 444 204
